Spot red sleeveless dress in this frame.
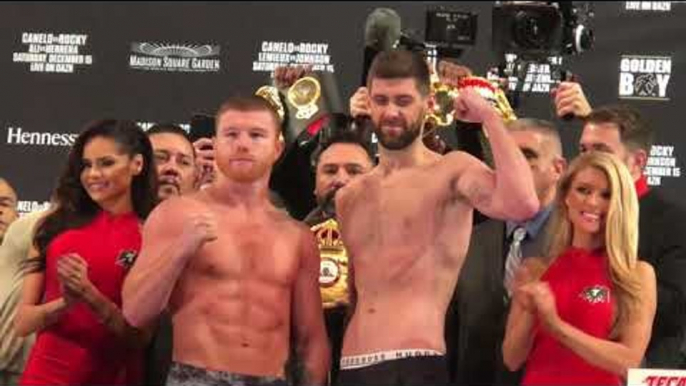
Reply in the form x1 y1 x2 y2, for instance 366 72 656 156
523 247 621 386
20 211 143 385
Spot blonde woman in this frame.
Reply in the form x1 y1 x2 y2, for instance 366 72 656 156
502 152 656 385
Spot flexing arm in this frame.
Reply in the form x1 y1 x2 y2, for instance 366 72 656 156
122 198 216 328
533 262 656 377
292 228 330 386
449 89 539 221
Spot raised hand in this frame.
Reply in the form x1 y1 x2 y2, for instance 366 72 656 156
193 138 214 169
193 138 215 188
273 65 313 89
552 81 592 119
349 87 371 118
437 60 473 88
453 88 498 124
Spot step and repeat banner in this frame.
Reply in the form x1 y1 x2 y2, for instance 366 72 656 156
1 1 684 214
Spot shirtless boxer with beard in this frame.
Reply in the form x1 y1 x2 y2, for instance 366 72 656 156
335 49 539 386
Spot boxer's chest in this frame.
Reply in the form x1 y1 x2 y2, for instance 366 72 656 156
192 223 299 286
345 171 445 251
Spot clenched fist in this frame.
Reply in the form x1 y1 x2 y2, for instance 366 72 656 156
57 253 94 304
273 65 313 89
453 88 498 124
179 212 218 254
552 81 592 119
437 60 473 88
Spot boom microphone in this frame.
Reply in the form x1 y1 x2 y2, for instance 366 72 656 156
362 8 402 85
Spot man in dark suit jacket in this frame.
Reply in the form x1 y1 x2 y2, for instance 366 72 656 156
446 118 566 385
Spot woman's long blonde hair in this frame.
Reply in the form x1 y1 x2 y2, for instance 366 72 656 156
545 152 641 335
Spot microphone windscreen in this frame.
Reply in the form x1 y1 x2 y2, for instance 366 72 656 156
364 8 401 50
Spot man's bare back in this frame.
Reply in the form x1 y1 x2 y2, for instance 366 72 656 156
165 191 303 376
337 151 477 356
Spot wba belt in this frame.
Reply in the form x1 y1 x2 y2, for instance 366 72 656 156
311 218 349 308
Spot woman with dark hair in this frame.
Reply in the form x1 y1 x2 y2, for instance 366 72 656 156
14 119 158 385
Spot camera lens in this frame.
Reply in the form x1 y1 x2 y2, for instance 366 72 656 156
514 11 547 50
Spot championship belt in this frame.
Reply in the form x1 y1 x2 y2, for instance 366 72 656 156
427 76 517 128
311 218 349 309
288 76 321 121
454 77 516 167
255 85 286 142
429 81 461 127
255 85 286 124
458 76 517 124
279 71 344 147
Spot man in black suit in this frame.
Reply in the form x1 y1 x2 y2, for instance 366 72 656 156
446 118 566 386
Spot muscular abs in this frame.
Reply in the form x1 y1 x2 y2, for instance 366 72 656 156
339 164 474 355
170 217 300 377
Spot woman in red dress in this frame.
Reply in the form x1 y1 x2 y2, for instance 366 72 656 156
15 119 158 385
503 152 657 386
